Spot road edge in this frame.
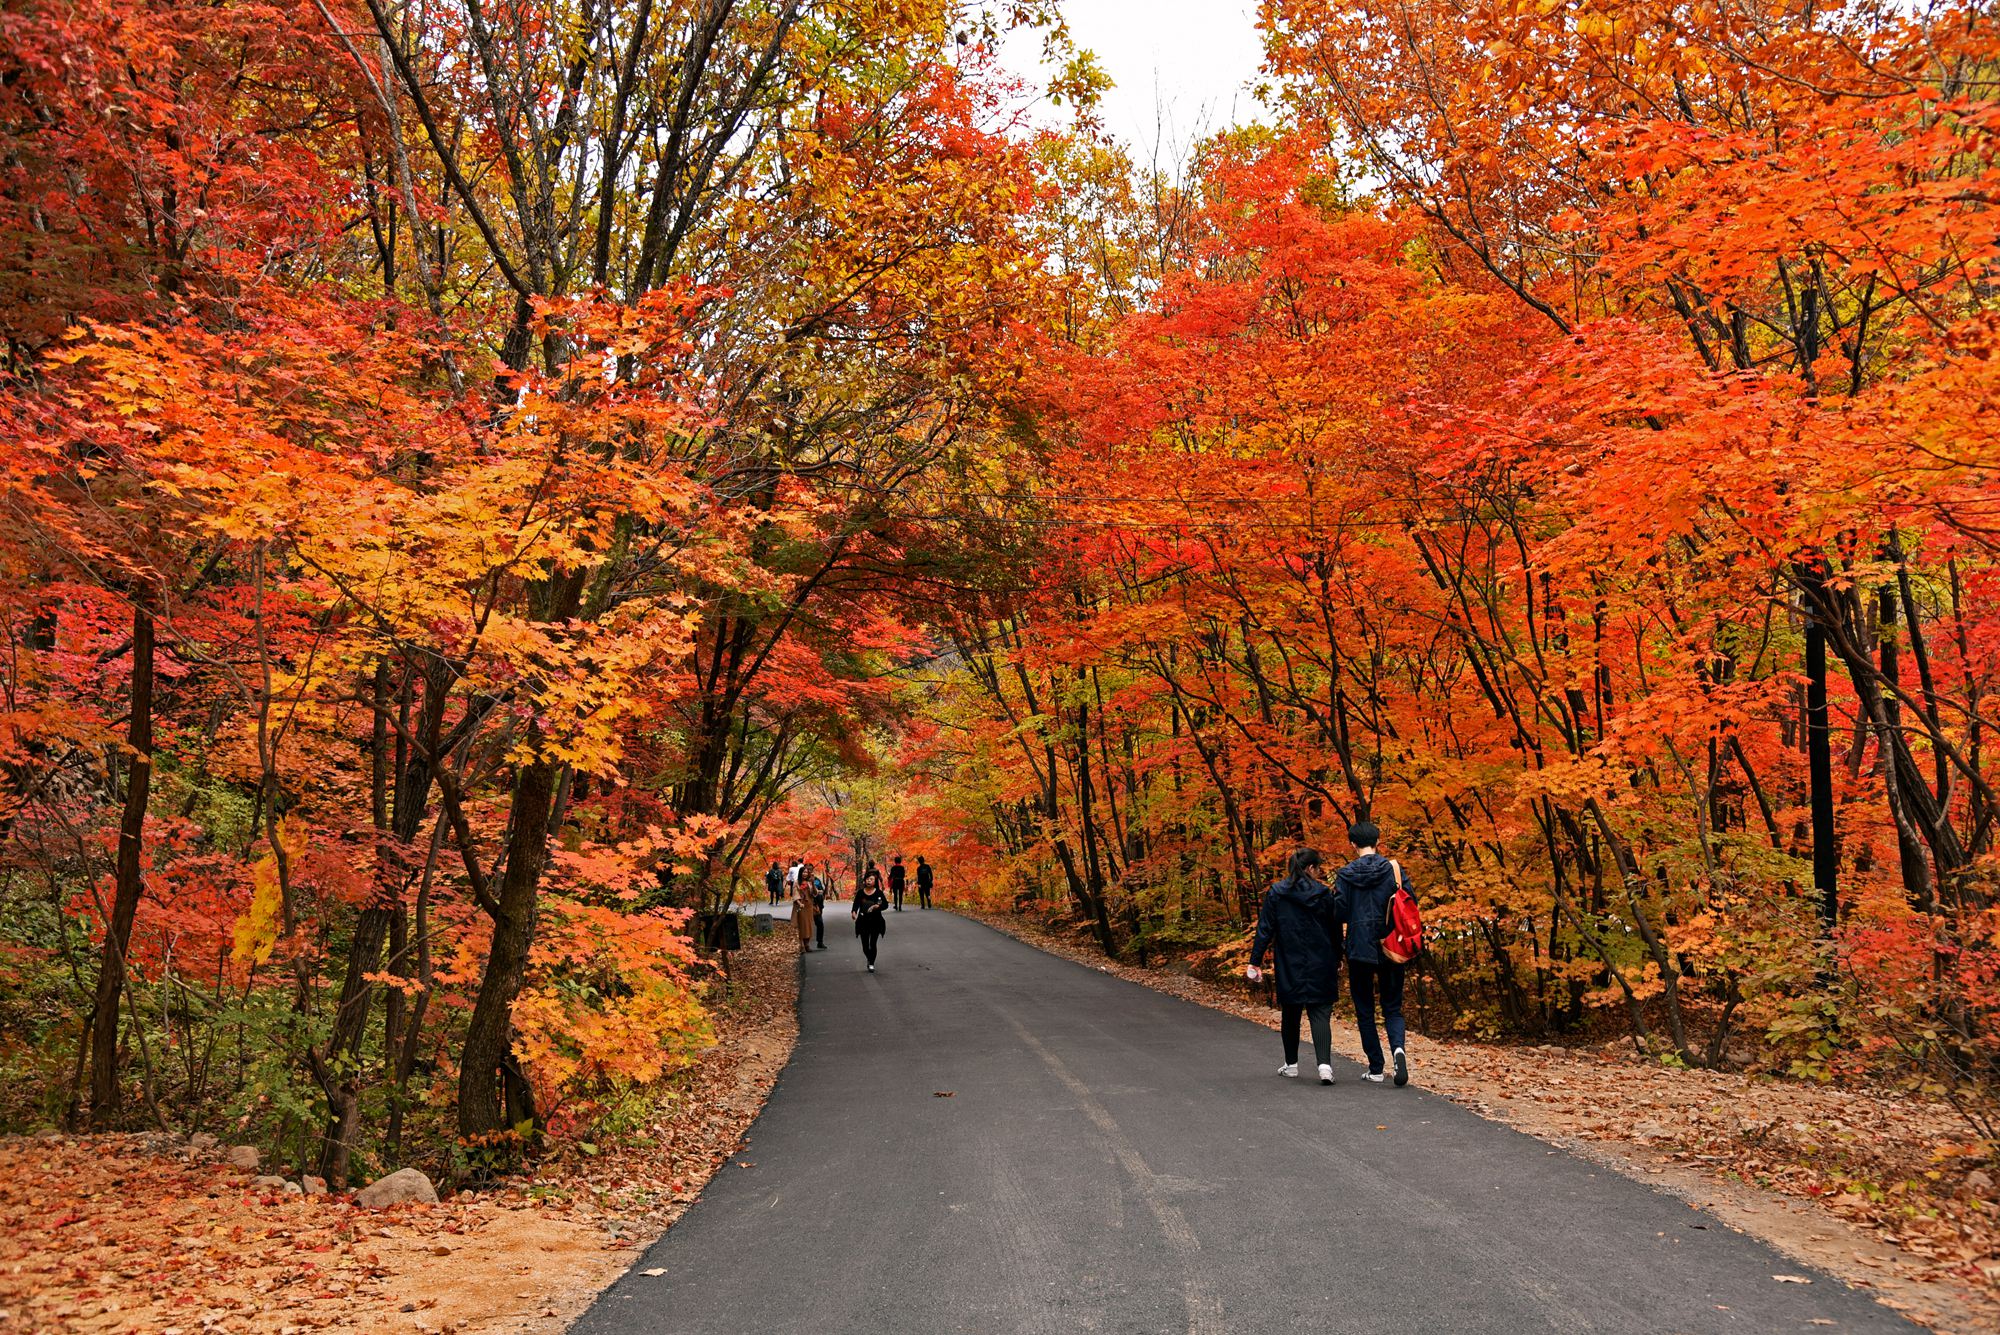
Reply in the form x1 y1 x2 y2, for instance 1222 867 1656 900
952 906 1997 1335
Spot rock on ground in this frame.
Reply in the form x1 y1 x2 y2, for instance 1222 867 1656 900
223 1145 259 1173
355 1167 438 1209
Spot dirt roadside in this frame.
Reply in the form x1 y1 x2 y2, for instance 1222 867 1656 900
958 907 2000 1335
0 929 799 1335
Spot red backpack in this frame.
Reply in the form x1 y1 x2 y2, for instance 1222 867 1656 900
1381 859 1424 964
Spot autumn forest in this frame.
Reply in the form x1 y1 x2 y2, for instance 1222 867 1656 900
1 0 1997 1212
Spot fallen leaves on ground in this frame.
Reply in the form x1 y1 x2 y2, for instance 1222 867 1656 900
0 931 798 1335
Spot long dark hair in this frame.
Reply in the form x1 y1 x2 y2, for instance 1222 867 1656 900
1282 847 1323 888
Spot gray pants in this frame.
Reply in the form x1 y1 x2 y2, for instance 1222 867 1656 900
1281 1002 1334 1067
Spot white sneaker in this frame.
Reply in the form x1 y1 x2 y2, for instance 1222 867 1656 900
1361 1071 1386 1083
1317 1064 1335 1086
1278 1063 1299 1078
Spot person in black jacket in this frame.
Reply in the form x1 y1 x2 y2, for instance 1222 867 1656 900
852 881 889 971
809 869 828 950
1333 820 1413 1086
764 860 784 906
915 856 934 909
1246 847 1343 1085
888 856 907 911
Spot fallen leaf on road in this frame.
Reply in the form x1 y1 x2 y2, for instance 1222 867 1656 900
934 1091 955 1098
1774 1275 1813 1284
641 1268 666 1277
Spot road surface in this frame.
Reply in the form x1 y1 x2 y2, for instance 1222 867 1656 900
573 908 1910 1334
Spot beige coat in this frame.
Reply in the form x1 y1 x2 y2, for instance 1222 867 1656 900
791 891 816 948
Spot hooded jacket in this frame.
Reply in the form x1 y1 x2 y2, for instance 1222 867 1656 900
1249 874 1343 1005
1334 853 1414 965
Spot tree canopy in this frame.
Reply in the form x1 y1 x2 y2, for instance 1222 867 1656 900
1 0 1996 1178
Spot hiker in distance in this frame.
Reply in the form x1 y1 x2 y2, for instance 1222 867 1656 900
852 875 889 971
1246 847 1343 1086
765 859 784 906
889 855 907 911
916 855 934 909
1335 820 1416 1087
808 865 829 949
790 869 817 957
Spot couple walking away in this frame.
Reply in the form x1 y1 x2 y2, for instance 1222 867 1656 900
1247 821 1415 1088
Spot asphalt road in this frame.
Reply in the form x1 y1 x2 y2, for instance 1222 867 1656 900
572 908 1911 1334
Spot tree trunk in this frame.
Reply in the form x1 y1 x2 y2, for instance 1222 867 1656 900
456 758 561 1139
1803 587 1839 928
89 606 155 1126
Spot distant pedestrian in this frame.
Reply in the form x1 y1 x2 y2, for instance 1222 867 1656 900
852 879 888 972
765 860 784 906
790 877 816 956
888 856 907 911
916 856 933 909
786 857 803 898
1334 821 1413 1087
1247 847 1343 1086
809 869 828 950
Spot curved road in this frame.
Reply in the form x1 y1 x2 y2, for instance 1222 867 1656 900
573 909 1910 1334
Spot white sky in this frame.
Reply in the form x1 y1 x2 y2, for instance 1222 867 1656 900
992 0 1270 156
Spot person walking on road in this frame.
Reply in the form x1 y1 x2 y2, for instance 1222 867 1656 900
790 875 816 956
888 856 907 911
1246 847 1343 1086
1334 820 1414 1087
916 856 933 909
852 878 889 972
809 867 828 950
764 860 784 906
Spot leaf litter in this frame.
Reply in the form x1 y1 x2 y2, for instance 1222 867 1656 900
0 931 798 1334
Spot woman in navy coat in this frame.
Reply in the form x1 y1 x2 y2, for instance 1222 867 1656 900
1247 847 1344 1084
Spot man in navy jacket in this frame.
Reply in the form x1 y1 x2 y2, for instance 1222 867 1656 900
1334 820 1414 1087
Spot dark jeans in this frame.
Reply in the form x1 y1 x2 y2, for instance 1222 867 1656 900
918 886 931 908
861 932 881 966
892 887 904 910
1348 960 1407 1073
1281 1001 1333 1067
813 909 825 949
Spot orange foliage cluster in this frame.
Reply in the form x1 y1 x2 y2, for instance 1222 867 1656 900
0 0 1066 1184
896 0 2000 1130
